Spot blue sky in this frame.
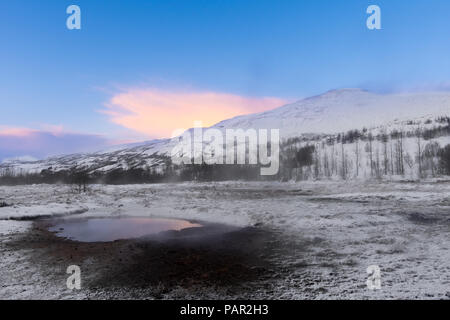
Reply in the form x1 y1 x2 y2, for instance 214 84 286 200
1 0 450 159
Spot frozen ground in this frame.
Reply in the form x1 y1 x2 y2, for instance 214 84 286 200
0 181 449 299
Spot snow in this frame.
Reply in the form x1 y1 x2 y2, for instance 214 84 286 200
0 181 449 299
0 185 89 220
0 220 31 236
213 89 450 137
1 156 38 163
0 203 88 220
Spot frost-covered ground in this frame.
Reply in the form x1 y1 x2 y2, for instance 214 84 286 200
0 181 449 299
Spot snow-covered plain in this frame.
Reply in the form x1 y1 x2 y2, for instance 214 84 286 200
1 181 449 299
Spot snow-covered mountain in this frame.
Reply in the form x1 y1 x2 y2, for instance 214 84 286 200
213 88 450 136
1 88 450 175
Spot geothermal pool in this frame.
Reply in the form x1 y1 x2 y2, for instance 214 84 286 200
48 217 203 242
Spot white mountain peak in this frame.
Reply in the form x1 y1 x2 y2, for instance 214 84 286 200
213 89 450 137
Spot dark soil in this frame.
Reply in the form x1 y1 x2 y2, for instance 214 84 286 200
5 218 281 299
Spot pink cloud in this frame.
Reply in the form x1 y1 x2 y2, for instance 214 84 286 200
101 88 288 138
0 126 35 137
0 125 65 137
0 126 110 161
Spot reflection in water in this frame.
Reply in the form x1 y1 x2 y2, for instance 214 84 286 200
49 218 202 242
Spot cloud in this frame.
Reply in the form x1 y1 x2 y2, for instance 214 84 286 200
0 126 110 161
101 88 288 138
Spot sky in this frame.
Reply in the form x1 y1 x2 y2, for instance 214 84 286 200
1 0 450 160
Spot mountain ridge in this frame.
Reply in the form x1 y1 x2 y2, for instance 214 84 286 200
2 88 450 175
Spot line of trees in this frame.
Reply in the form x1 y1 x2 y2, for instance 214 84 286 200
278 124 450 181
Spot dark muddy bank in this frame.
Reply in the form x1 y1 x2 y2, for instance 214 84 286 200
4 218 286 299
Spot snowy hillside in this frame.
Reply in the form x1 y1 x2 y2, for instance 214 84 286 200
1 89 450 178
213 88 450 136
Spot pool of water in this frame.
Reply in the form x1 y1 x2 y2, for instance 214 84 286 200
48 217 203 242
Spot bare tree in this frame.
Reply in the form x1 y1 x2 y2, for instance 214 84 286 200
381 132 389 176
392 130 405 175
390 138 394 175
399 131 405 175
416 127 423 178
354 138 360 177
322 147 330 178
341 139 347 180
368 132 374 177
331 143 336 176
